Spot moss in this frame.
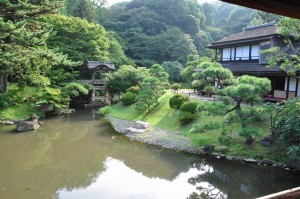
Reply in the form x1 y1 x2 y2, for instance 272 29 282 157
0 103 39 120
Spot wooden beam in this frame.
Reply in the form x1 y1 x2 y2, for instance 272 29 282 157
257 187 300 199
221 0 300 19
286 76 290 99
296 77 299 97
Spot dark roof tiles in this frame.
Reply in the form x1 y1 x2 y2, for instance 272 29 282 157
87 61 115 70
211 22 279 45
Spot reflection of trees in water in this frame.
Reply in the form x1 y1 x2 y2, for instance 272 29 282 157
187 162 227 199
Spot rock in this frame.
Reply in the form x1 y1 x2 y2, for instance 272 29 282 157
244 159 257 164
37 103 54 114
215 146 229 153
29 114 39 120
132 121 150 129
263 160 273 166
16 119 40 132
203 145 214 153
226 156 233 161
126 127 147 134
4 121 14 125
38 122 44 125
260 136 273 146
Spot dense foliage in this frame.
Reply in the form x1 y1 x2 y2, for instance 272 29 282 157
121 92 137 106
169 94 189 109
99 0 256 66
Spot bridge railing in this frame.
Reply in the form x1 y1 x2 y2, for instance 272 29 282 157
77 79 105 85
256 187 300 199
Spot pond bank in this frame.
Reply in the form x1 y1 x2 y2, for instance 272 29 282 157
105 115 299 172
105 115 204 154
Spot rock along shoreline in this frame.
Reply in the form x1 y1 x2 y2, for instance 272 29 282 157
105 115 299 172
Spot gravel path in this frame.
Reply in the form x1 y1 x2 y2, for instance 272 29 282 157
105 115 204 154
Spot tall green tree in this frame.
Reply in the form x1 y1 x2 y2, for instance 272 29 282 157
42 14 110 62
0 0 75 91
65 0 96 22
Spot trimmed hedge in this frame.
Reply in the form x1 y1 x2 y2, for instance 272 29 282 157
126 86 140 94
121 92 137 106
179 102 198 114
177 111 195 125
169 94 189 109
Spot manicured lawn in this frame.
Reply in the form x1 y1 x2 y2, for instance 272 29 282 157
108 91 285 161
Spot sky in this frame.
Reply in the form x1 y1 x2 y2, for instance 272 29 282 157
107 0 219 7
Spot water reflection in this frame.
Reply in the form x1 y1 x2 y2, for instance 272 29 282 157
57 157 218 199
0 110 299 199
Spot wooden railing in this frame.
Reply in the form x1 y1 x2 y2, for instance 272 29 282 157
257 187 300 199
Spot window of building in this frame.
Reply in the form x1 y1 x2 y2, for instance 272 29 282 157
222 48 231 61
236 46 250 60
251 44 260 59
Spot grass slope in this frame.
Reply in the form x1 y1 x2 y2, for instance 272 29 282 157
108 92 285 161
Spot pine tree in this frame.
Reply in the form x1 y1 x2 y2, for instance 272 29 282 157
0 0 73 92
65 0 96 22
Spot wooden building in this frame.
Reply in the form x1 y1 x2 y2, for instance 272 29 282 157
78 61 115 107
207 22 299 100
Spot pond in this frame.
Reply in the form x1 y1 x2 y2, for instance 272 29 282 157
0 110 299 199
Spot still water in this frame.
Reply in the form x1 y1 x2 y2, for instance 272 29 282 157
0 110 299 199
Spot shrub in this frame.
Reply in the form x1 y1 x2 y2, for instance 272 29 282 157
180 102 198 114
204 85 216 96
169 94 189 109
121 92 137 106
239 126 260 144
189 122 221 134
126 86 140 94
177 111 195 125
99 106 112 116
171 83 181 91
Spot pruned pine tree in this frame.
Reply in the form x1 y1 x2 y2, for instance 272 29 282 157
0 0 76 92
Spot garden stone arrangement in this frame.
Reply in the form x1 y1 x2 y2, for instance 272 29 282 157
105 116 204 154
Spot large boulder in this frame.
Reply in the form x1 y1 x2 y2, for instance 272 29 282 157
16 119 40 132
126 127 147 134
125 121 150 134
37 103 54 114
132 121 150 129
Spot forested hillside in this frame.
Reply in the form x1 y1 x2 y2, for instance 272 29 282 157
97 0 256 66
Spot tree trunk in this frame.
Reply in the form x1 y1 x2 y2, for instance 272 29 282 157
0 74 7 93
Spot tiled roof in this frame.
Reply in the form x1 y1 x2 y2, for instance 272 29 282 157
210 22 279 46
87 61 115 71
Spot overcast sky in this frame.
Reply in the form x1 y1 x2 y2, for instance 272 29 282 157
107 0 219 7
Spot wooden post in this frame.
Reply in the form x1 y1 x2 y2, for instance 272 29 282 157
249 44 252 60
286 76 290 99
91 89 95 102
234 46 236 61
215 49 217 61
296 77 299 97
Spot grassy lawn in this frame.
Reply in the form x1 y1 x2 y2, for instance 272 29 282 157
108 91 285 161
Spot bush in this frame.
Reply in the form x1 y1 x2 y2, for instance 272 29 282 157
171 83 181 91
126 86 140 94
169 94 189 109
239 126 260 144
189 122 221 134
204 85 216 96
99 106 112 116
177 111 195 125
180 102 198 114
121 92 137 106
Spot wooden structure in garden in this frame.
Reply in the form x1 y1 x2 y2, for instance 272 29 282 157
206 22 300 101
78 61 115 107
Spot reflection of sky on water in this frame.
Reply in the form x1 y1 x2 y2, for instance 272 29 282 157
57 157 226 199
